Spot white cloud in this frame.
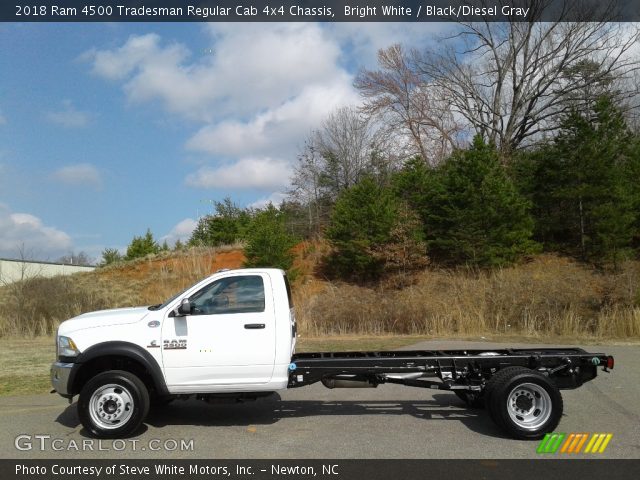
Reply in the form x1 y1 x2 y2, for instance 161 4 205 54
45 100 91 128
185 157 291 190
0 203 72 259
87 33 168 80
248 192 288 209
52 163 102 188
186 78 358 158
161 218 197 246
84 24 346 123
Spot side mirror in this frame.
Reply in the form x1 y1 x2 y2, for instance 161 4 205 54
175 298 191 316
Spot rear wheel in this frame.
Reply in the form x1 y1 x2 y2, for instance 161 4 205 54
483 368 506 423
78 370 150 438
486 367 563 440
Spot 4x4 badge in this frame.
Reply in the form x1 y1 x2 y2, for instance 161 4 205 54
146 340 160 348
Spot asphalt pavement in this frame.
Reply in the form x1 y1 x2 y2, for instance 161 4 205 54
1 340 638 459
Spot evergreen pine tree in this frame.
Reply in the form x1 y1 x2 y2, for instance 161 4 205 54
125 229 160 260
326 177 426 280
424 136 538 266
520 96 636 266
243 205 297 272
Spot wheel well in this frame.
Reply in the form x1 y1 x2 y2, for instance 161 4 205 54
72 356 158 397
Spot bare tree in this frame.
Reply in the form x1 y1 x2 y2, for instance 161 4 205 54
355 44 464 165
13 243 43 282
290 106 397 232
413 0 640 155
290 140 327 234
314 106 388 191
58 251 93 266
291 106 392 199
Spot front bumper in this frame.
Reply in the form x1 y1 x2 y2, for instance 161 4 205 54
50 362 74 397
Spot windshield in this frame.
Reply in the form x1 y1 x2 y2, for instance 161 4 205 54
147 285 191 311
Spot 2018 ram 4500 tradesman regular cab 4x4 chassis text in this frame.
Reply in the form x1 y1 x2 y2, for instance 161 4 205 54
50 268 614 440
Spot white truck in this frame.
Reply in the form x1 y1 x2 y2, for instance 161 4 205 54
51 268 614 440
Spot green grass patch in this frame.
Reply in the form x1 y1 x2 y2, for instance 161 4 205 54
0 337 55 396
0 374 52 396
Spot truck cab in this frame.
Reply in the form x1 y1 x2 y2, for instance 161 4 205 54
51 268 296 437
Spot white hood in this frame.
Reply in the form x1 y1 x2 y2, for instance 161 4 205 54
58 306 151 335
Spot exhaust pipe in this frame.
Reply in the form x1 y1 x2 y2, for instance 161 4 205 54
321 375 377 389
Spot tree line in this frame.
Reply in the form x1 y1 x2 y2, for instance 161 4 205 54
102 17 640 281
100 201 298 276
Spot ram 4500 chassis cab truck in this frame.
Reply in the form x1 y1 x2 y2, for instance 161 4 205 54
51 268 614 440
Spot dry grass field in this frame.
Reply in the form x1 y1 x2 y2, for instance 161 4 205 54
1 246 639 339
295 254 640 338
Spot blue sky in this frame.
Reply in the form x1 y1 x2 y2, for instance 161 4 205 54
0 22 446 262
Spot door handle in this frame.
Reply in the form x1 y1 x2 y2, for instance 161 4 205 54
244 323 265 329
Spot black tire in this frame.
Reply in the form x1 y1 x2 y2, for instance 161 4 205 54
454 390 485 408
486 366 563 440
78 370 150 438
483 368 509 423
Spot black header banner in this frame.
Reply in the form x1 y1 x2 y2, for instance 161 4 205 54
3 459 640 480
3 0 640 22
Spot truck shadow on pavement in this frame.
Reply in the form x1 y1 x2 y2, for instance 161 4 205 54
55 393 509 439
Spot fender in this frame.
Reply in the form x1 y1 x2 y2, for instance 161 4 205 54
70 341 168 396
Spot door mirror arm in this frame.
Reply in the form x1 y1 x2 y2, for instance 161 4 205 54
173 298 192 317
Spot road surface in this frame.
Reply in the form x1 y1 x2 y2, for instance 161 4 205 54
1 340 638 459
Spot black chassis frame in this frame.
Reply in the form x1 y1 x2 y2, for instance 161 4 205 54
288 348 613 392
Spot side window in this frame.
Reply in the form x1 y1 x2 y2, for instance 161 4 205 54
189 275 265 315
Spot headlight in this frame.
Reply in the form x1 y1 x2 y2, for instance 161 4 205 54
57 336 80 358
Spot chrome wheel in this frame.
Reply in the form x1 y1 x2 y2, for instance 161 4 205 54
506 382 552 431
88 383 134 430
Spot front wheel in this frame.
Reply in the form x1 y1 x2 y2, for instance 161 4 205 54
78 370 150 438
487 367 563 440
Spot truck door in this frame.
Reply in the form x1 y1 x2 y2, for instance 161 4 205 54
161 273 276 389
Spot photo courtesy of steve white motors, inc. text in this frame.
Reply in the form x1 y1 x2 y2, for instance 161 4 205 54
14 462 339 477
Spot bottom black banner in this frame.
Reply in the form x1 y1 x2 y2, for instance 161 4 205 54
3 459 640 480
